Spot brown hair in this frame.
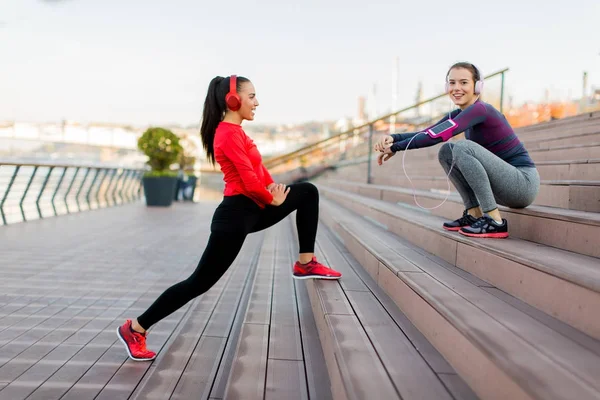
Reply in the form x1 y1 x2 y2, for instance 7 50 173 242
446 62 481 83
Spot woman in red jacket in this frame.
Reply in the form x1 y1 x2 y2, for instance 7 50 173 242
116 75 342 361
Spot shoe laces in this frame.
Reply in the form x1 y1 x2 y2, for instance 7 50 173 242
306 257 323 268
298 258 318 272
471 215 492 228
131 330 147 345
457 211 475 226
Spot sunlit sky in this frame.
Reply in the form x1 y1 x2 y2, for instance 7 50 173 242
1 0 599 126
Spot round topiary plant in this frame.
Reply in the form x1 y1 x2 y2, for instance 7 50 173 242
137 127 183 177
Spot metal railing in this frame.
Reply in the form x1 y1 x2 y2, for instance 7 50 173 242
0 162 144 226
263 68 509 183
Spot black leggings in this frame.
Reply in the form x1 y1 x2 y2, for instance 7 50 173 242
137 182 319 329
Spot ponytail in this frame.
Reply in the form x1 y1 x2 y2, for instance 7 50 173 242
200 76 226 165
200 75 251 165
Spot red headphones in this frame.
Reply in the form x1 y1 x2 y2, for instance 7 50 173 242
225 75 241 111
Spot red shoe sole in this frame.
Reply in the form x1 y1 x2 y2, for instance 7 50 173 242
292 274 341 280
459 230 509 239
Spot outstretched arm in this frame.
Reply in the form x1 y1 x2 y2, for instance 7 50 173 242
390 103 487 151
389 112 454 147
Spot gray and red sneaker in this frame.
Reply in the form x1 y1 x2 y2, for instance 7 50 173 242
116 319 156 361
293 257 342 280
443 210 478 231
459 215 509 238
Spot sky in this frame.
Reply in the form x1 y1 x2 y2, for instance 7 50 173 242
0 0 599 127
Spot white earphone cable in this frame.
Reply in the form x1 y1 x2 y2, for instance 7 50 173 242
400 132 454 210
399 103 456 210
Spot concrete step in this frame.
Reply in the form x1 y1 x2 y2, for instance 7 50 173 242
524 131 600 150
535 159 600 180
374 141 600 165
516 111 600 136
368 159 600 182
316 184 600 342
318 196 600 400
329 157 600 183
520 119 600 142
317 178 600 258
287 217 472 399
531 143 600 162
365 174 600 213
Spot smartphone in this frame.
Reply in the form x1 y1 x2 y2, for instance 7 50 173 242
426 119 457 141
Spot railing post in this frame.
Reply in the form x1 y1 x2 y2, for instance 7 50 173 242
75 168 92 212
1 166 20 225
104 169 117 206
367 123 373 184
63 167 81 214
500 71 505 114
86 169 101 209
121 170 135 202
113 169 125 205
125 170 136 202
51 167 68 216
36 166 54 219
123 170 135 202
135 171 144 200
95 169 110 208
20 166 38 222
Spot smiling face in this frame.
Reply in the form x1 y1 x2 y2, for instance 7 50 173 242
447 67 478 109
236 81 259 121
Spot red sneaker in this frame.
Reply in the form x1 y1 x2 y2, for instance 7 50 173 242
116 320 156 361
293 257 342 280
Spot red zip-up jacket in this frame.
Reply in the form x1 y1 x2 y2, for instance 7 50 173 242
214 121 274 208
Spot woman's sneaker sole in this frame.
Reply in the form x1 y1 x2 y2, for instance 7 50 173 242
292 274 341 280
459 231 509 239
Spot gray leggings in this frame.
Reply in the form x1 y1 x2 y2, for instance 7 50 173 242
438 140 540 213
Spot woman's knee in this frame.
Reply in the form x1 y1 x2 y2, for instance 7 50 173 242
294 182 319 200
452 139 473 152
438 142 454 164
448 140 477 163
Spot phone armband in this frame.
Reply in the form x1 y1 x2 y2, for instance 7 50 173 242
426 119 457 142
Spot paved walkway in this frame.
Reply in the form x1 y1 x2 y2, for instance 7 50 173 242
0 202 330 400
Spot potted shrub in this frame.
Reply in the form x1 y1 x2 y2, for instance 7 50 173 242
137 127 183 206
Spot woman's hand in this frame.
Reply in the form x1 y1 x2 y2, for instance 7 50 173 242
374 135 394 152
377 144 396 165
269 184 290 206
